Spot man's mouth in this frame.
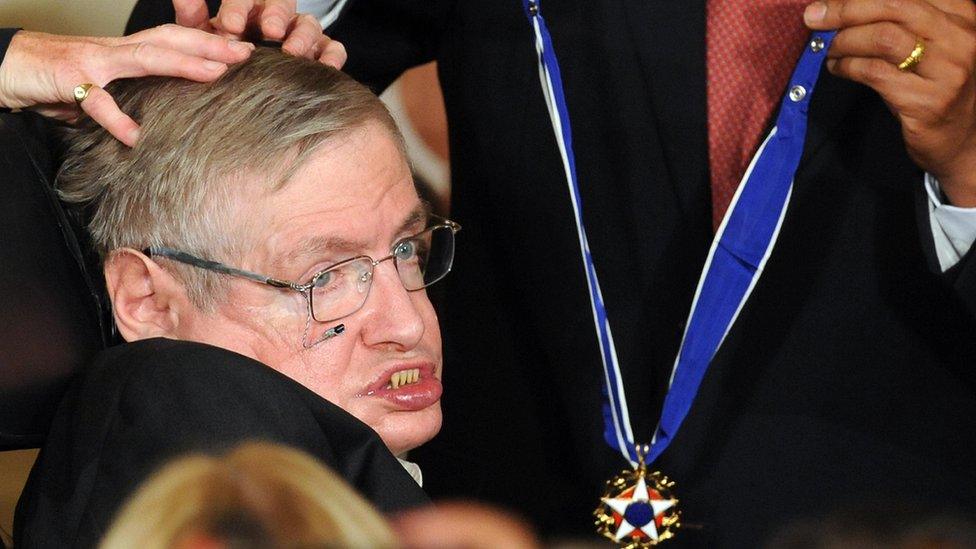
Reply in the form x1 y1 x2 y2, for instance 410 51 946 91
388 368 421 389
361 362 443 411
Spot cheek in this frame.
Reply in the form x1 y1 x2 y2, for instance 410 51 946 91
274 331 362 409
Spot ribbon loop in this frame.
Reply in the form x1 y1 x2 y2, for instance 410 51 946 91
523 1 835 466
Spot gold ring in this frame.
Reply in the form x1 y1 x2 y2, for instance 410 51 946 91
73 83 95 105
897 40 925 72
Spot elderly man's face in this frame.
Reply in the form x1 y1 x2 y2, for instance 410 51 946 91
177 122 442 455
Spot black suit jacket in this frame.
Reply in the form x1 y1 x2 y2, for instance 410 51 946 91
14 338 428 548
127 3 976 544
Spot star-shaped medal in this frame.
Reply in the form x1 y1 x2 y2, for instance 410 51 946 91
594 467 680 547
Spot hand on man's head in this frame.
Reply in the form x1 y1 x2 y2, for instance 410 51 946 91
0 26 253 146
173 0 347 68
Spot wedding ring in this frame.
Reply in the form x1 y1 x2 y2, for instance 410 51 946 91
73 83 95 105
897 41 925 72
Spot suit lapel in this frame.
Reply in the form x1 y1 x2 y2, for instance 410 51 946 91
798 68 866 173
617 0 710 218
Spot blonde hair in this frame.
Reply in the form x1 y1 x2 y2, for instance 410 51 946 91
99 441 398 549
57 48 401 309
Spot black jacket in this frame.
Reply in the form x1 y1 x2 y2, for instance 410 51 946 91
125 3 976 543
14 338 429 548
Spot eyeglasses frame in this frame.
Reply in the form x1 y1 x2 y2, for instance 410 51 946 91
143 217 461 324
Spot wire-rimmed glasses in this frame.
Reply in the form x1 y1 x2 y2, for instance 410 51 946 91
144 218 461 325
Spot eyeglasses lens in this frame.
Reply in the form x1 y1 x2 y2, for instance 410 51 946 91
309 225 456 322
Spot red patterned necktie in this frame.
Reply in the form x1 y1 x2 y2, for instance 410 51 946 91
706 0 811 229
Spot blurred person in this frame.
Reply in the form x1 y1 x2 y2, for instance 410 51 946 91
393 502 540 549
126 0 976 546
765 502 976 549
10 47 456 546
99 442 397 549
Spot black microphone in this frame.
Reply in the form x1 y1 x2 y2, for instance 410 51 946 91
320 324 345 340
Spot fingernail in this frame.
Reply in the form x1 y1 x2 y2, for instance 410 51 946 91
826 59 837 71
230 41 253 55
126 127 141 147
287 39 305 53
323 55 341 69
204 60 226 72
804 2 826 24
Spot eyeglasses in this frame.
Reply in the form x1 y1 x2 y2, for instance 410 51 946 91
144 218 460 324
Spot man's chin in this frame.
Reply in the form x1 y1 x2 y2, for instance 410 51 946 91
378 404 443 457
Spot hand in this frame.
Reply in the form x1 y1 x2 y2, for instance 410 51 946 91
0 26 253 147
805 0 976 206
173 0 347 68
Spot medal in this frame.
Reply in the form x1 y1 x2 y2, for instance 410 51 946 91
594 445 680 547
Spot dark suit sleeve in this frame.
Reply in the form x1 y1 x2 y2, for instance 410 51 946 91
0 28 17 64
1 29 20 112
126 0 449 92
326 0 453 92
0 112 106 451
125 0 219 34
915 182 976 317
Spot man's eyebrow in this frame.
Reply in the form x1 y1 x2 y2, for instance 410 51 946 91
275 236 366 273
397 203 431 235
277 204 431 273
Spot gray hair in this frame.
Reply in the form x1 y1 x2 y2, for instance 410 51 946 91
58 48 402 309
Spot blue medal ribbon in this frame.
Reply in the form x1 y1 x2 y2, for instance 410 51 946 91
521 0 835 467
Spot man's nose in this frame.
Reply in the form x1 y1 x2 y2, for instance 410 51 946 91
358 260 426 350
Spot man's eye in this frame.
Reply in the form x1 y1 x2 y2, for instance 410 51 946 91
312 271 334 289
394 240 418 260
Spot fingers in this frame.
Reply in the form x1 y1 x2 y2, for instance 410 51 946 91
828 56 952 122
925 0 976 23
827 55 916 94
260 0 298 41
805 0 945 38
318 38 347 69
78 86 141 147
826 21 956 79
124 25 254 64
282 13 324 57
102 41 230 83
215 0 257 35
828 21 916 64
173 0 211 30
809 0 976 120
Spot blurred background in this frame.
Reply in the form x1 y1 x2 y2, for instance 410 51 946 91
0 1 450 543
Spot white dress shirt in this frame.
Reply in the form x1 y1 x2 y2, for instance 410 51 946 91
927 173 976 271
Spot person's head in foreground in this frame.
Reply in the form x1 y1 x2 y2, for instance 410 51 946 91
58 48 456 455
98 441 396 549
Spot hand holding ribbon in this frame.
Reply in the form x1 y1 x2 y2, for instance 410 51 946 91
806 0 976 206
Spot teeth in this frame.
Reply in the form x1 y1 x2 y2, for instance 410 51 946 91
388 368 421 390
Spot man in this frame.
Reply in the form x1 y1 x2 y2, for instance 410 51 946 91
127 0 976 545
7 47 455 547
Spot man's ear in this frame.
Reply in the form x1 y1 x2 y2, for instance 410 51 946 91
103 248 190 342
